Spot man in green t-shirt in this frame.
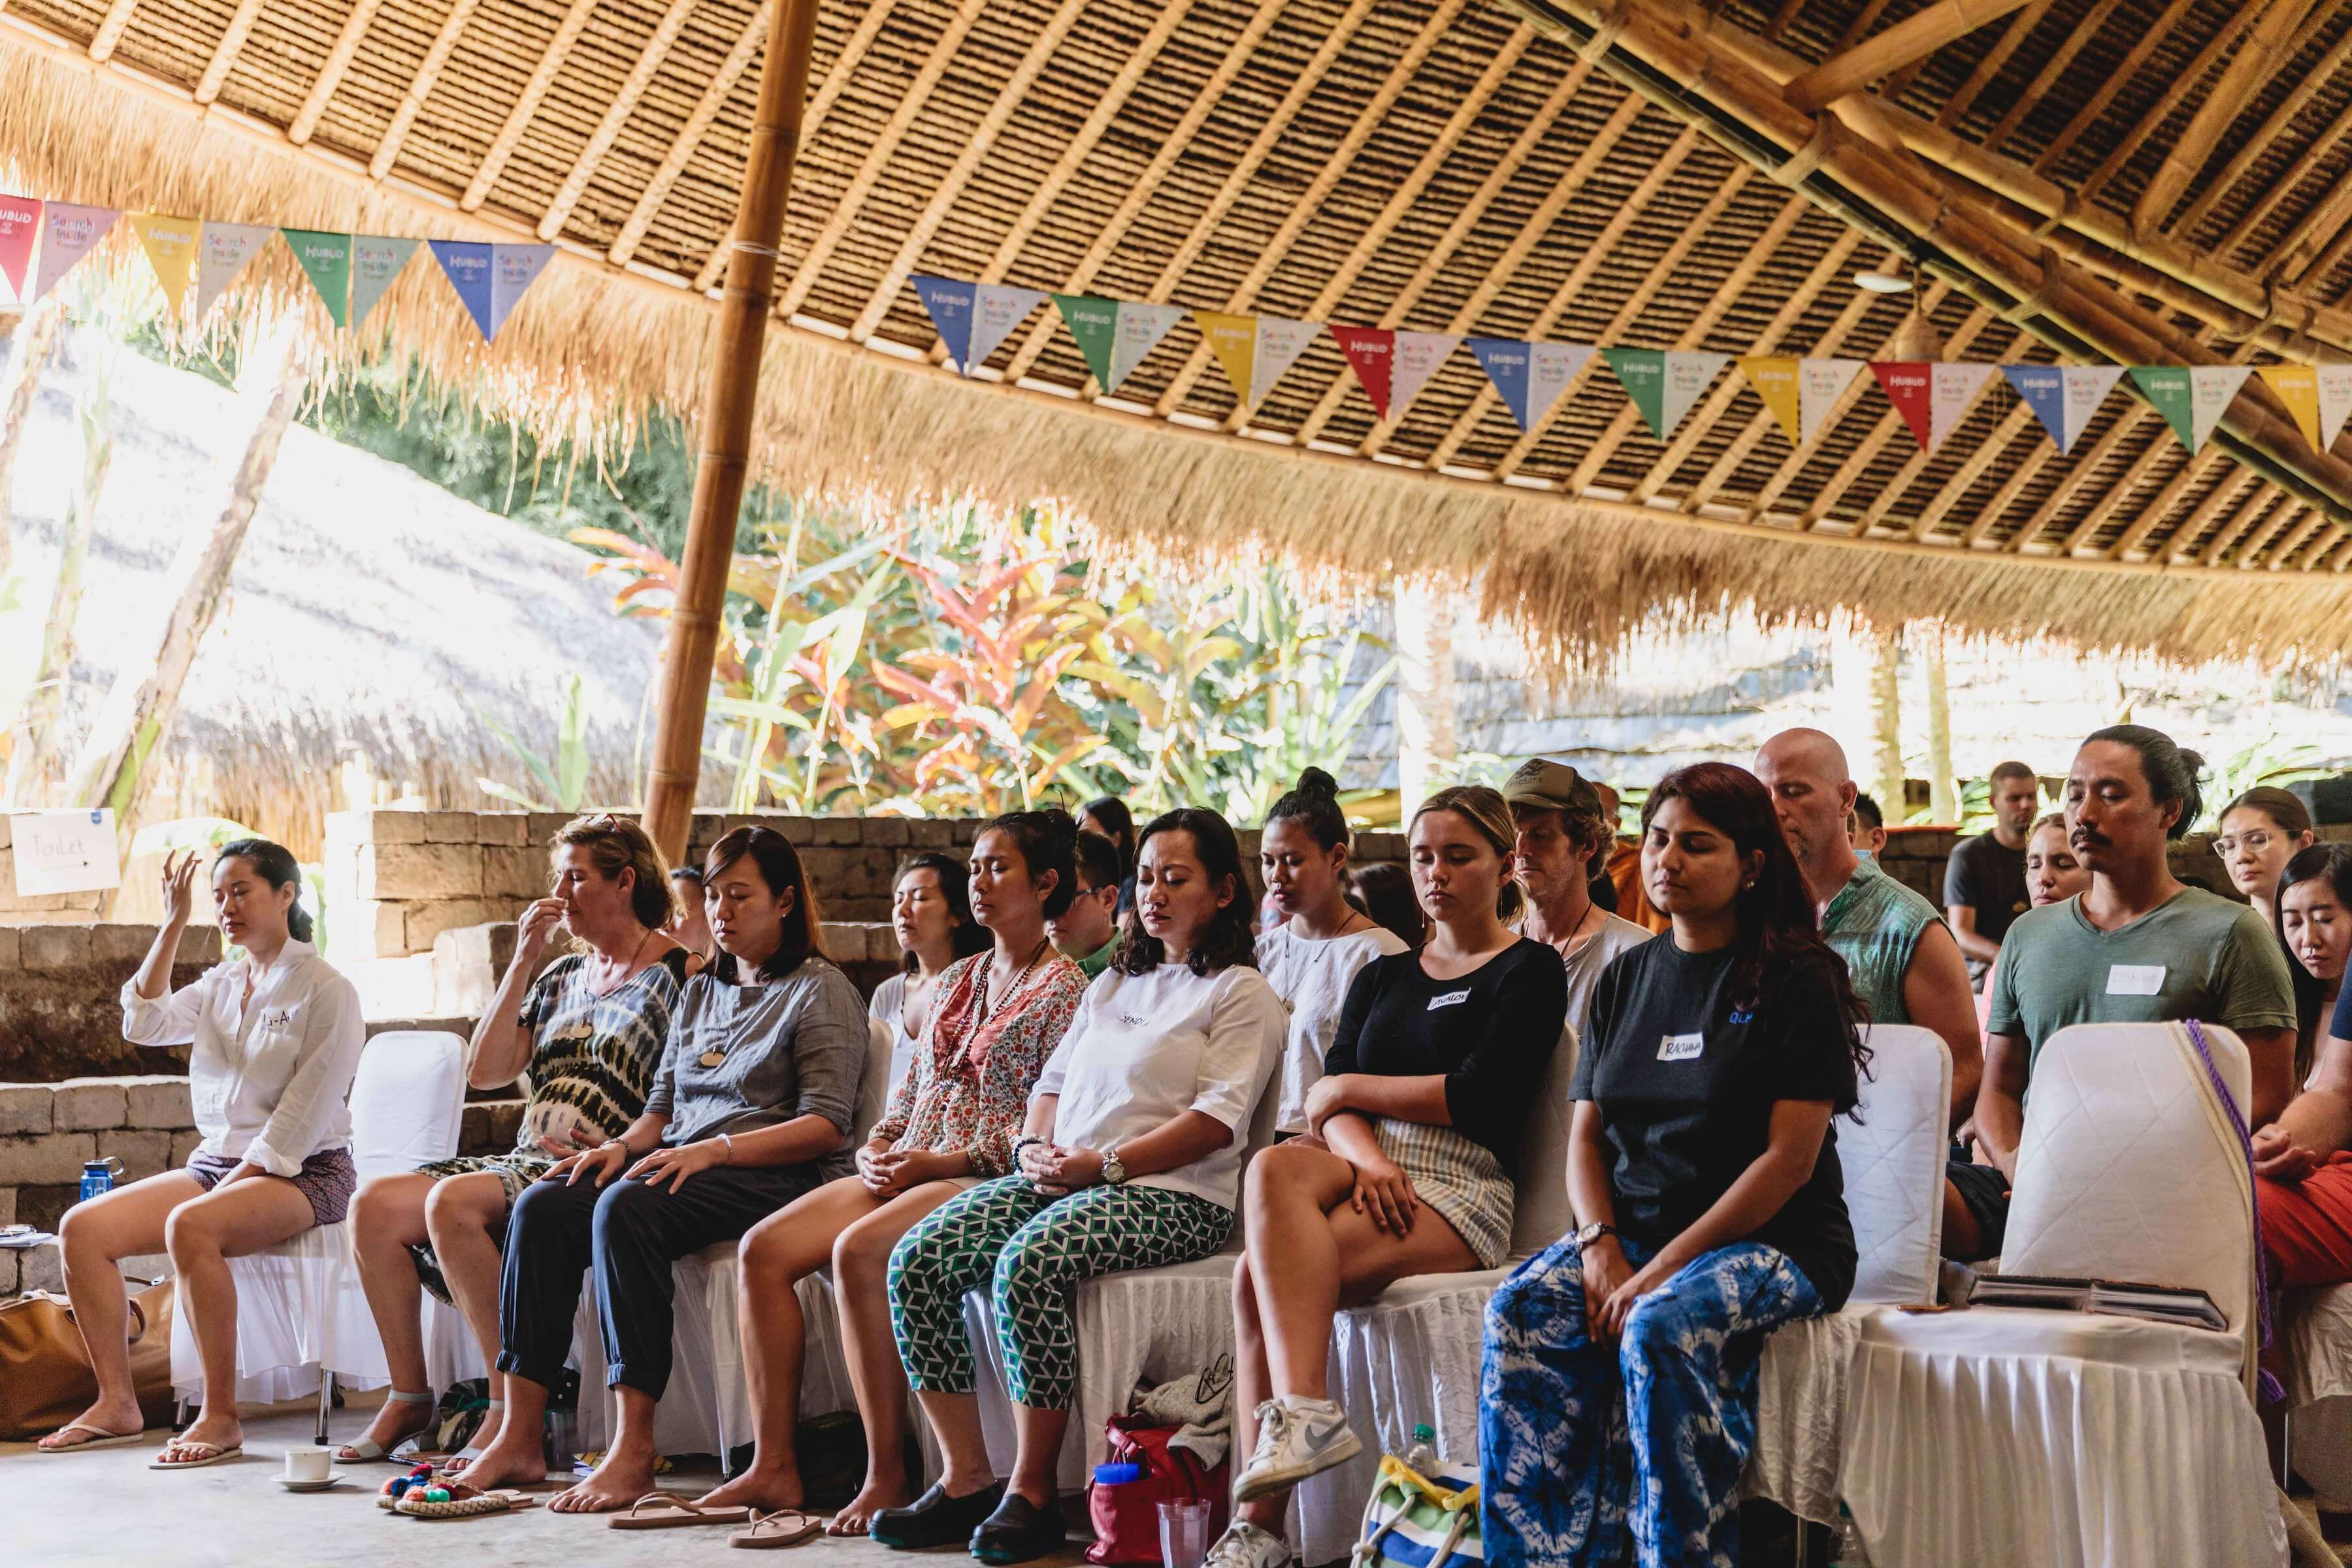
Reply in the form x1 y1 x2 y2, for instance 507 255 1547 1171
1959 725 2298 1256
1047 831 1123 977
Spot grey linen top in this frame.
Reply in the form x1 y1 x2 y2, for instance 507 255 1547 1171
647 958 867 1179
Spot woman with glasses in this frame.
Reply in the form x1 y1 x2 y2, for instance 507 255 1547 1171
2217 787 2317 928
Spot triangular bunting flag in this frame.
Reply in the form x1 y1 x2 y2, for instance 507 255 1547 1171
193 222 273 321
0 196 41 300
912 276 977 371
1330 325 1396 420
1470 340 1596 433
283 229 352 329
1247 316 1319 408
1604 350 1728 440
1392 332 1458 417
2131 365 2250 454
2004 365 2123 454
1869 362 1933 450
1929 362 1999 451
2322 365 2352 454
963 285 1043 378
1738 356 1801 444
129 215 201 318
1799 359 1867 445
1194 312 1259 406
1107 302 1184 395
1051 293 1118 389
488 243 555 341
429 240 495 339
2255 364 2352 454
350 235 420 328
33 203 117 302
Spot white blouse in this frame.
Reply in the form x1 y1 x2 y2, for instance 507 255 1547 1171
120 939 365 1176
1031 963 1285 1208
1254 923 1411 1135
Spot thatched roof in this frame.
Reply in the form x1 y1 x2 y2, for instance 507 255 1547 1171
11 326 659 856
8 0 2352 669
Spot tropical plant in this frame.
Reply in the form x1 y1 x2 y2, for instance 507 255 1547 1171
476 671 591 811
2198 733 2342 830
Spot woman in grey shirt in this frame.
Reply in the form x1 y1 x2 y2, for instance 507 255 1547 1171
461 825 867 1515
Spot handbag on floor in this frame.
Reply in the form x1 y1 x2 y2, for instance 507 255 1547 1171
1086 1413 1232 1565
1350 1454 1483 1568
0 1279 177 1440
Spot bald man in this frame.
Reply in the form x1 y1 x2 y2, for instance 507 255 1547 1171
1752 730 1984 1143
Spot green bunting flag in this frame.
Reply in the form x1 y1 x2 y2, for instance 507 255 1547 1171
2129 365 2252 455
1602 349 1730 440
282 229 353 329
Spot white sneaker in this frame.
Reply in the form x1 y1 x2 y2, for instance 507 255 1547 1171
1233 1396 1362 1503
1202 1520 1291 1568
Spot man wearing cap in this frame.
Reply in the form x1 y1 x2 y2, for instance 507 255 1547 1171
1501 759 1654 1066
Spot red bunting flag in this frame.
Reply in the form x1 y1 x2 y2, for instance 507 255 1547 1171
1869 361 1934 450
0 195 39 299
1330 325 1394 419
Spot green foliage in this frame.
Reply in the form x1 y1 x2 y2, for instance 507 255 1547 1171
2199 733 2341 830
476 672 591 811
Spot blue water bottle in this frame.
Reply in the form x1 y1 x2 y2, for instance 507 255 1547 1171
80 1157 123 1201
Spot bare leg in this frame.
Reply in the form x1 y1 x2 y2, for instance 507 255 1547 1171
165 1176 318 1456
1941 1180 1985 1261
343 1173 440 1458
1007 1403 1071 1509
1230 1254 1283 1533
915 1392 998 1497
826 1181 965 1533
459 1371 549 1489
551 1386 659 1512
36 1173 200 1448
423 1171 513 1454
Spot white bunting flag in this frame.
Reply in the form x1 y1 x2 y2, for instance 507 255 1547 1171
1930 361 1999 451
2060 367 2126 449
964 285 1045 378
1392 332 1460 416
350 236 421 328
1107 302 1186 395
2189 365 2253 453
487 243 557 341
1797 358 1866 444
193 222 274 322
2320 365 2352 453
1526 342 1595 431
1248 315 1321 407
1660 353 1731 439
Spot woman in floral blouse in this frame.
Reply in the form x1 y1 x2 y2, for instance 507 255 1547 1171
702 810 1089 1532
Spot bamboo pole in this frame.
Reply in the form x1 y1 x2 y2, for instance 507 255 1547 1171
2132 0 2313 230
0 296 61 576
1782 0 2033 111
8 339 111 806
641 0 821 867
1922 625 1956 823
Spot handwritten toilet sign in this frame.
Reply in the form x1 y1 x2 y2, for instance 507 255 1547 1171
12 809 120 896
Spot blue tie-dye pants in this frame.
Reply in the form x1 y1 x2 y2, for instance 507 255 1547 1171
1478 1235 1824 1568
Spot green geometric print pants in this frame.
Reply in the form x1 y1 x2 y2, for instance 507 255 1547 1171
887 1175 1232 1410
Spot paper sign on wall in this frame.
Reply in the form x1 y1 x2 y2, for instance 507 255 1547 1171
0 195 41 299
11 809 120 897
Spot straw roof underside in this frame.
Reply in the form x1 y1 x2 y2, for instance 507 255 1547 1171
7 0 2352 671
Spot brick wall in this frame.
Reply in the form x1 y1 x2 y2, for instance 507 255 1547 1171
0 926 222 1083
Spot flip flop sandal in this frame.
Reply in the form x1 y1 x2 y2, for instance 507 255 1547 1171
150 1440 243 1470
397 1484 543 1520
731 1509 823 1549
338 1390 436 1463
37 1423 146 1454
609 1491 756 1529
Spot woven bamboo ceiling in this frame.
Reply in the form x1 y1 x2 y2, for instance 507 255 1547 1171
8 0 2352 665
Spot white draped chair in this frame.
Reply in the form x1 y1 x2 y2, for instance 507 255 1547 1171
2280 1286 2352 1510
1839 1021 2285 1568
176 1030 470 1439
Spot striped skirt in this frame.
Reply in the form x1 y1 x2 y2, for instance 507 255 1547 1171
1375 1117 1514 1269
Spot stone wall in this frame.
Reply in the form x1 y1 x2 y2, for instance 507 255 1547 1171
0 926 222 1083
0 1073 201 1294
0 815 106 927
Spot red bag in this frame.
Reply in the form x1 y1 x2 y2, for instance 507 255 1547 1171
1085 1414 1232 1565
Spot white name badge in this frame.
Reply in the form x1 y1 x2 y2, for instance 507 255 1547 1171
2106 964 2167 996
1658 1032 1705 1062
1426 988 1471 1011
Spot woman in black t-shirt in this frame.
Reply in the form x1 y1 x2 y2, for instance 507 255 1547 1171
1205 786 1567 1568
1478 761 1865 1568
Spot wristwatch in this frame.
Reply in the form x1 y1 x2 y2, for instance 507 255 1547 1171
1575 1221 1618 1248
1100 1146 1128 1185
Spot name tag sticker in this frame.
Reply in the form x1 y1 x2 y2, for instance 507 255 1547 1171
1658 1032 1705 1062
2106 964 2167 996
1426 988 1472 1011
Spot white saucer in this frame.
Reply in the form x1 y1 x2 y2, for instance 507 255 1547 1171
277 1470 350 1492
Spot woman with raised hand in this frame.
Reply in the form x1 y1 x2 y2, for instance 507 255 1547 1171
874 809 1286 1566
41 841 362 1465
1480 762 1865 1568
870 852 991 1100
1253 768 1410 1136
339 814 692 1469
459 826 863 1511
2219 786 2318 927
1205 787 1567 1568
699 812 1089 1535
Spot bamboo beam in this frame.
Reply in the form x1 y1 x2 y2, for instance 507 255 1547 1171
1995 400 2149 551
642 0 821 866
88 0 134 63
2028 0 2198 174
610 7 768 267
2077 2 2272 210
369 0 480 182
1782 0 2034 112
1152 0 1477 421
1979 0 2117 154
2269 510 2332 568
2270 165 2352 286
1935 0 2049 131
770 0 998 318
2182 486 2279 564
853 0 1154 348
461 0 597 212
1288 76 1630 452
2100 449 2206 560
289 0 385 146
994 0 1288 385
2173 13 2352 242
2139 0 2325 232
195 0 263 105
536 0 699 241
2232 498 2307 566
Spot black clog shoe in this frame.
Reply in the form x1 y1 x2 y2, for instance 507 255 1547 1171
869 1479 1007 1550
968 1490 1068 1565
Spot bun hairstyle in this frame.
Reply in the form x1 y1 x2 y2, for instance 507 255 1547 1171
1114 808 1257 977
214 839 312 943
2224 785 2314 838
2083 724 2206 840
1410 784 1526 924
705 825 828 981
896 851 989 973
551 813 675 931
979 808 1082 919
1266 766 1350 851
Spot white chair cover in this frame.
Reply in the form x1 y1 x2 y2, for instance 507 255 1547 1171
1840 1021 2286 1568
2279 1283 2352 1508
176 1032 470 1403
855 1015 902 1147
1742 1022 1952 1527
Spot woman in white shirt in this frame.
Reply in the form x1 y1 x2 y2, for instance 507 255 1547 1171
39 841 363 1465
1254 768 1410 1135
873 809 1286 1565
869 851 991 1103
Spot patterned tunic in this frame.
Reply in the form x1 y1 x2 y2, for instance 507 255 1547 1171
869 951 1085 1177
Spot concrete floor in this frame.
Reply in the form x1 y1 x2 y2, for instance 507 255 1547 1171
0 1396 1098 1568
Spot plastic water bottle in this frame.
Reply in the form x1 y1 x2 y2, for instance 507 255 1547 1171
1404 1424 1440 1476
79 1157 123 1202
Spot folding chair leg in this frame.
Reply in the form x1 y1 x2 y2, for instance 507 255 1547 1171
315 1373 333 1446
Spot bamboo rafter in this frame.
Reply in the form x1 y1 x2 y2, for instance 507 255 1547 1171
461 0 598 212
1935 0 2051 131
1978 0 2119 154
370 0 481 182
2136 0 2328 231
2074 1 2276 211
2268 511 2334 568
608 7 768 268
2232 498 2310 566
289 0 387 146
1993 399 2156 552
88 0 133 63
1782 0 2034 112
195 0 265 106
1806 300 1998 534
2185 485 2282 564
2100 449 2208 561
536 0 700 242
2172 16 2352 243
2027 0 2200 175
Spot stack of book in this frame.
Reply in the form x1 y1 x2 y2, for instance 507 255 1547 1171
1965 1274 2227 1330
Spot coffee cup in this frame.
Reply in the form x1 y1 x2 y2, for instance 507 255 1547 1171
282 1445 333 1483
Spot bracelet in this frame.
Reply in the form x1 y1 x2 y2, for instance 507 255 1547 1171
1011 1134 1045 1162
717 1132 735 1166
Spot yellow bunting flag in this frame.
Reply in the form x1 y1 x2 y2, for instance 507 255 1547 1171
1194 312 1260 406
130 214 201 317
1191 311 1319 410
1739 357 1801 444
2258 365 2323 449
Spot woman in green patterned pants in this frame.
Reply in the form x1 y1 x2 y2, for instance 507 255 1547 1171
874 808 1289 1566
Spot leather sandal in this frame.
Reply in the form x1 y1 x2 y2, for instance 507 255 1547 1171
969 1491 1069 1565
337 1388 435 1463
868 1480 1006 1550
